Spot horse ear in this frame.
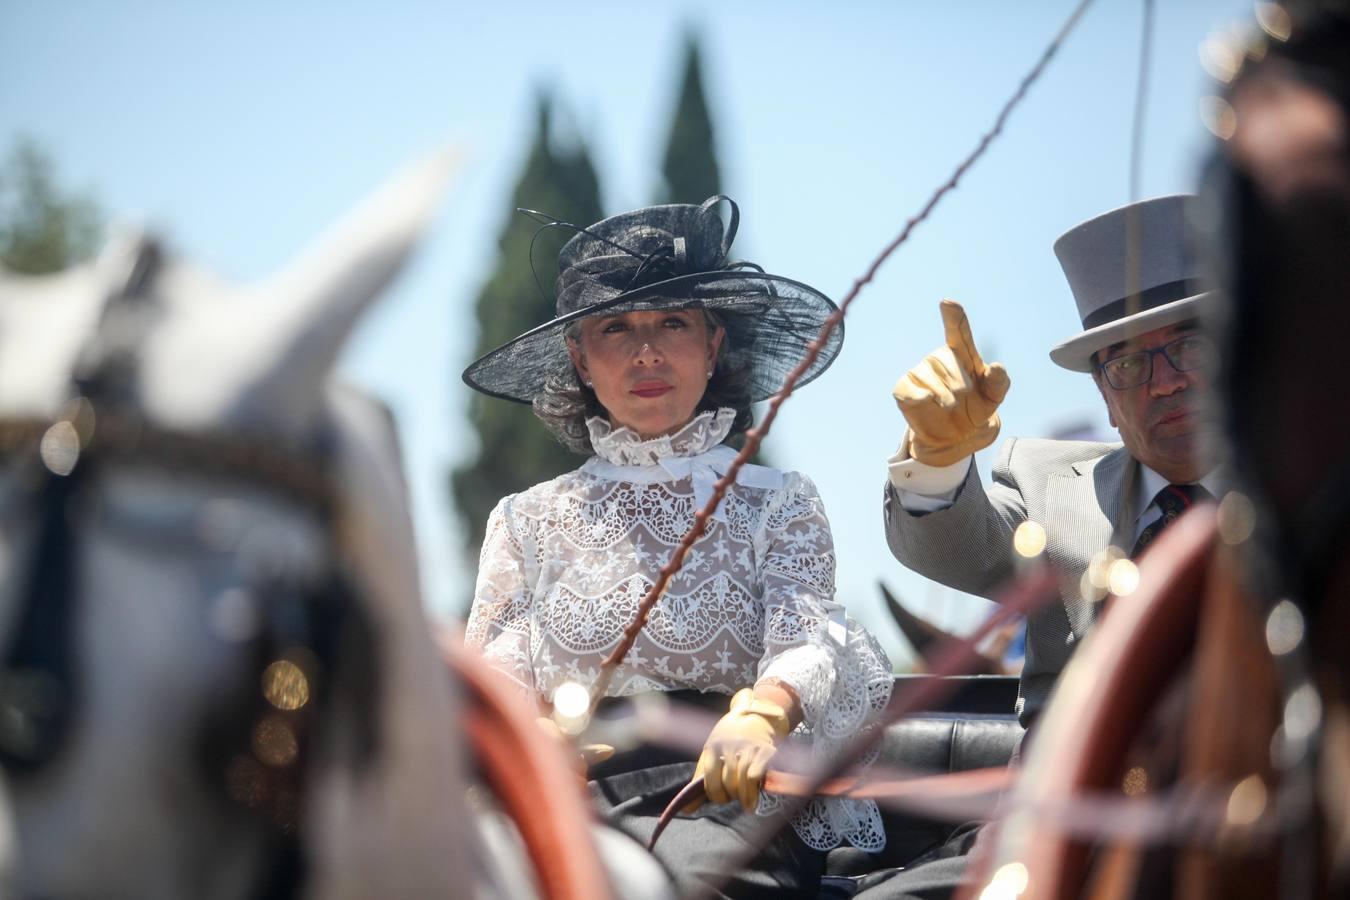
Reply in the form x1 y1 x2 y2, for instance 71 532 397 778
57 147 460 437
255 146 461 389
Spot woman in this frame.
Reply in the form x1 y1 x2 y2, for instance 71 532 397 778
464 196 892 898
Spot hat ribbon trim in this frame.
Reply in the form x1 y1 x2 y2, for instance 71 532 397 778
1080 278 1205 330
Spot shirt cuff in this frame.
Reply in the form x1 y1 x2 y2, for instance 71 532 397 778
886 436 971 503
758 644 836 728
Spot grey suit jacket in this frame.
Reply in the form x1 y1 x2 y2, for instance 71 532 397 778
883 437 1136 726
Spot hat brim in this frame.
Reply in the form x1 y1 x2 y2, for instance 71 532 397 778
1048 291 1216 372
462 270 843 404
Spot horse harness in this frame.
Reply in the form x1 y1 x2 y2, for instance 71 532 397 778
0 236 377 897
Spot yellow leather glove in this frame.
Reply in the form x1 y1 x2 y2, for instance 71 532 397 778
892 299 1011 467
535 716 615 770
691 688 791 812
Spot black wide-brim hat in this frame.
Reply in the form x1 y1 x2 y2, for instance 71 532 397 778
462 195 843 404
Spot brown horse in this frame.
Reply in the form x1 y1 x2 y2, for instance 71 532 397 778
964 6 1350 897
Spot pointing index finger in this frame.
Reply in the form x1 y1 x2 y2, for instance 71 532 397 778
940 299 986 375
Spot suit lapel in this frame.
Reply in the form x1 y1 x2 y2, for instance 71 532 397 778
1079 447 1137 549
1046 447 1135 637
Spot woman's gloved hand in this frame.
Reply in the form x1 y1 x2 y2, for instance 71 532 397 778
690 688 791 812
892 299 1010 467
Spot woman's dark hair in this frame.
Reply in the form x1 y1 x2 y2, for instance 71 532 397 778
532 307 754 454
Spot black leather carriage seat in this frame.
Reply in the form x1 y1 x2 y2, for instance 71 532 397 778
818 675 1023 897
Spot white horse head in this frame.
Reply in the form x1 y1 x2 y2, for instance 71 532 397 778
0 150 473 899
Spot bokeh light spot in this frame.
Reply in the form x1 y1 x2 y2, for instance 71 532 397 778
1226 774 1268 827
1201 96 1238 140
552 680 591 736
1255 3 1292 41
1265 600 1305 656
39 421 80 476
1283 683 1323 745
1108 559 1140 597
1217 490 1257 545
979 861 1029 899
1199 33 1244 82
1013 521 1047 559
1087 546 1125 591
59 397 96 446
253 715 300 767
262 659 310 711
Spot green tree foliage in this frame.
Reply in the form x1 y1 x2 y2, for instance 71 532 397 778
450 93 604 577
0 139 102 274
658 34 721 205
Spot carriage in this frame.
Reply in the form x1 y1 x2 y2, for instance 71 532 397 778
1 3 1345 897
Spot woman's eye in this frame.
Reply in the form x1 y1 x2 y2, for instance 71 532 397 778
663 317 688 328
601 321 628 334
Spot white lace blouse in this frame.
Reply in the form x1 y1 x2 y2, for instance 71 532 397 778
466 408 894 852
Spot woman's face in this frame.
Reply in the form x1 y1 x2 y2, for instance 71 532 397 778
568 308 724 439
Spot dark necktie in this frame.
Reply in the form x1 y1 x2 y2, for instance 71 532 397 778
1130 483 1215 559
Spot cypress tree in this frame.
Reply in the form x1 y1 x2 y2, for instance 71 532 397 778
658 34 721 205
450 92 604 584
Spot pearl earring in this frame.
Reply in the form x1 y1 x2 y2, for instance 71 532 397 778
706 369 714 378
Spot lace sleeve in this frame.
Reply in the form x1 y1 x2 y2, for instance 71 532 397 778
754 473 895 852
755 473 842 721
465 496 536 695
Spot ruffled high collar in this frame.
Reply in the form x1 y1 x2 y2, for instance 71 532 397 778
587 408 736 467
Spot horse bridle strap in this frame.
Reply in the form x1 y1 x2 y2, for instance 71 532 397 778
0 405 349 794
0 409 334 512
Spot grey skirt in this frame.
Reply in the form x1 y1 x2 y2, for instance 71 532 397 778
587 695 825 900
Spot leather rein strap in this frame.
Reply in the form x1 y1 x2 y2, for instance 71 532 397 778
649 766 1013 850
440 632 613 900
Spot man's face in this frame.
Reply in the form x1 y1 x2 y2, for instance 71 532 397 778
1092 320 1215 484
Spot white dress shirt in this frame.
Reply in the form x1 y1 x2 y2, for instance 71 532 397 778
885 435 1223 538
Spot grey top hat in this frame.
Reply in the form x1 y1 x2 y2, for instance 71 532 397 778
1048 194 1214 372
462 195 843 403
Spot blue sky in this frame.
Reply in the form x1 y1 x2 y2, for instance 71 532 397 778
1 0 1251 665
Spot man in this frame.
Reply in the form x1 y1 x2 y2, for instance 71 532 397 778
883 194 1222 729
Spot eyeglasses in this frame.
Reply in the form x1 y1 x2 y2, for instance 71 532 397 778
1096 334 1216 390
